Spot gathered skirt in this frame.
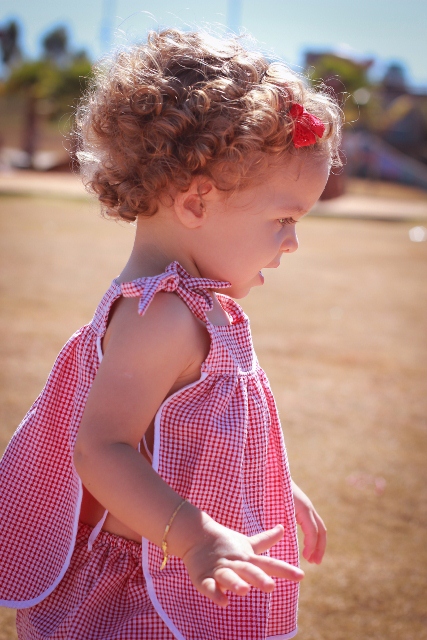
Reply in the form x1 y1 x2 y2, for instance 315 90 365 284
16 522 175 640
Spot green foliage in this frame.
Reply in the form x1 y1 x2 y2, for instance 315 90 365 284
0 25 93 158
5 60 59 99
307 54 369 96
3 53 93 121
1 20 92 110
45 55 93 119
306 53 376 127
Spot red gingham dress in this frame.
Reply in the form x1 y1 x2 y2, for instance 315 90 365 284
0 261 299 639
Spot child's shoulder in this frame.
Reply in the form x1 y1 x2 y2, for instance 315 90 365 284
102 289 210 371
83 289 211 425
112 287 203 331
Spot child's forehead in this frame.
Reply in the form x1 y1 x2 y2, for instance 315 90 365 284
254 153 330 186
229 154 330 211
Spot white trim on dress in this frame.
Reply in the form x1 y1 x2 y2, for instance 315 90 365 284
142 371 208 640
267 629 298 639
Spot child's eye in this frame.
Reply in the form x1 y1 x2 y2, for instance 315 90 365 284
278 217 297 225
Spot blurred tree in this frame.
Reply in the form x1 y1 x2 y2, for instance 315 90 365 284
3 60 57 161
47 52 92 120
0 20 22 68
305 52 374 126
2 25 92 167
42 27 69 66
307 53 369 95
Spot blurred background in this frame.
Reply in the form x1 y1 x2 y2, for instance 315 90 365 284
0 2 426 640
1 0 427 188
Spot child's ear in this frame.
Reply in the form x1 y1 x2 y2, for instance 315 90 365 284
173 178 214 229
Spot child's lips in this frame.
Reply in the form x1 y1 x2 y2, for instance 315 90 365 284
265 259 281 269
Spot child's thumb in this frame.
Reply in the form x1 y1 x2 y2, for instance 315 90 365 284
249 524 284 554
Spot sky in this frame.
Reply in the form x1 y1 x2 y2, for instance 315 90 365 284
1 0 427 90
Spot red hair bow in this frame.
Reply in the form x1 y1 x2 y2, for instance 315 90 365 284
289 103 325 148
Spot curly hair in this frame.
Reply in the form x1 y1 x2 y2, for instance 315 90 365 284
76 29 343 221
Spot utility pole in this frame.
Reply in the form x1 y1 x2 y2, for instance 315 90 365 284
100 0 117 54
227 0 242 34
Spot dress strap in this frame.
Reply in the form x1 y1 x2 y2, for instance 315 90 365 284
121 261 230 322
87 509 108 551
142 434 153 462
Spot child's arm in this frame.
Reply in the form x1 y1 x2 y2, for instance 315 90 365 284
74 292 303 607
292 480 327 564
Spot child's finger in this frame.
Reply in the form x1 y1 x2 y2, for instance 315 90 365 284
216 558 303 595
307 515 327 564
300 511 319 561
300 510 327 563
251 555 304 582
213 567 251 596
232 562 275 592
199 576 229 608
249 524 284 554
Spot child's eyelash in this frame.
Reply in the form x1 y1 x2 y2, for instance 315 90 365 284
278 217 298 225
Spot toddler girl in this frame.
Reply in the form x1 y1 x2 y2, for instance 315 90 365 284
0 28 342 640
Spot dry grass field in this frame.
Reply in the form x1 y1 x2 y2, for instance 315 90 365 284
0 190 426 639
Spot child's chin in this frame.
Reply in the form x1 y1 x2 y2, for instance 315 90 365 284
226 274 264 299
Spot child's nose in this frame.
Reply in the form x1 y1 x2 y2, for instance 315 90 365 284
281 227 299 253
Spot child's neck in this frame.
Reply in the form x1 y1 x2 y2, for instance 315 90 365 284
116 209 232 326
117 209 200 284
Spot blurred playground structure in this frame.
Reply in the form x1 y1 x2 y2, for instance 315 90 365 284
304 51 427 196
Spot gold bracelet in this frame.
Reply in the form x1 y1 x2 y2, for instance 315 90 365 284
160 499 187 571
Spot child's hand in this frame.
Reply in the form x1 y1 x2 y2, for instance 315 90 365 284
180 519 304 608
292 481 327 564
